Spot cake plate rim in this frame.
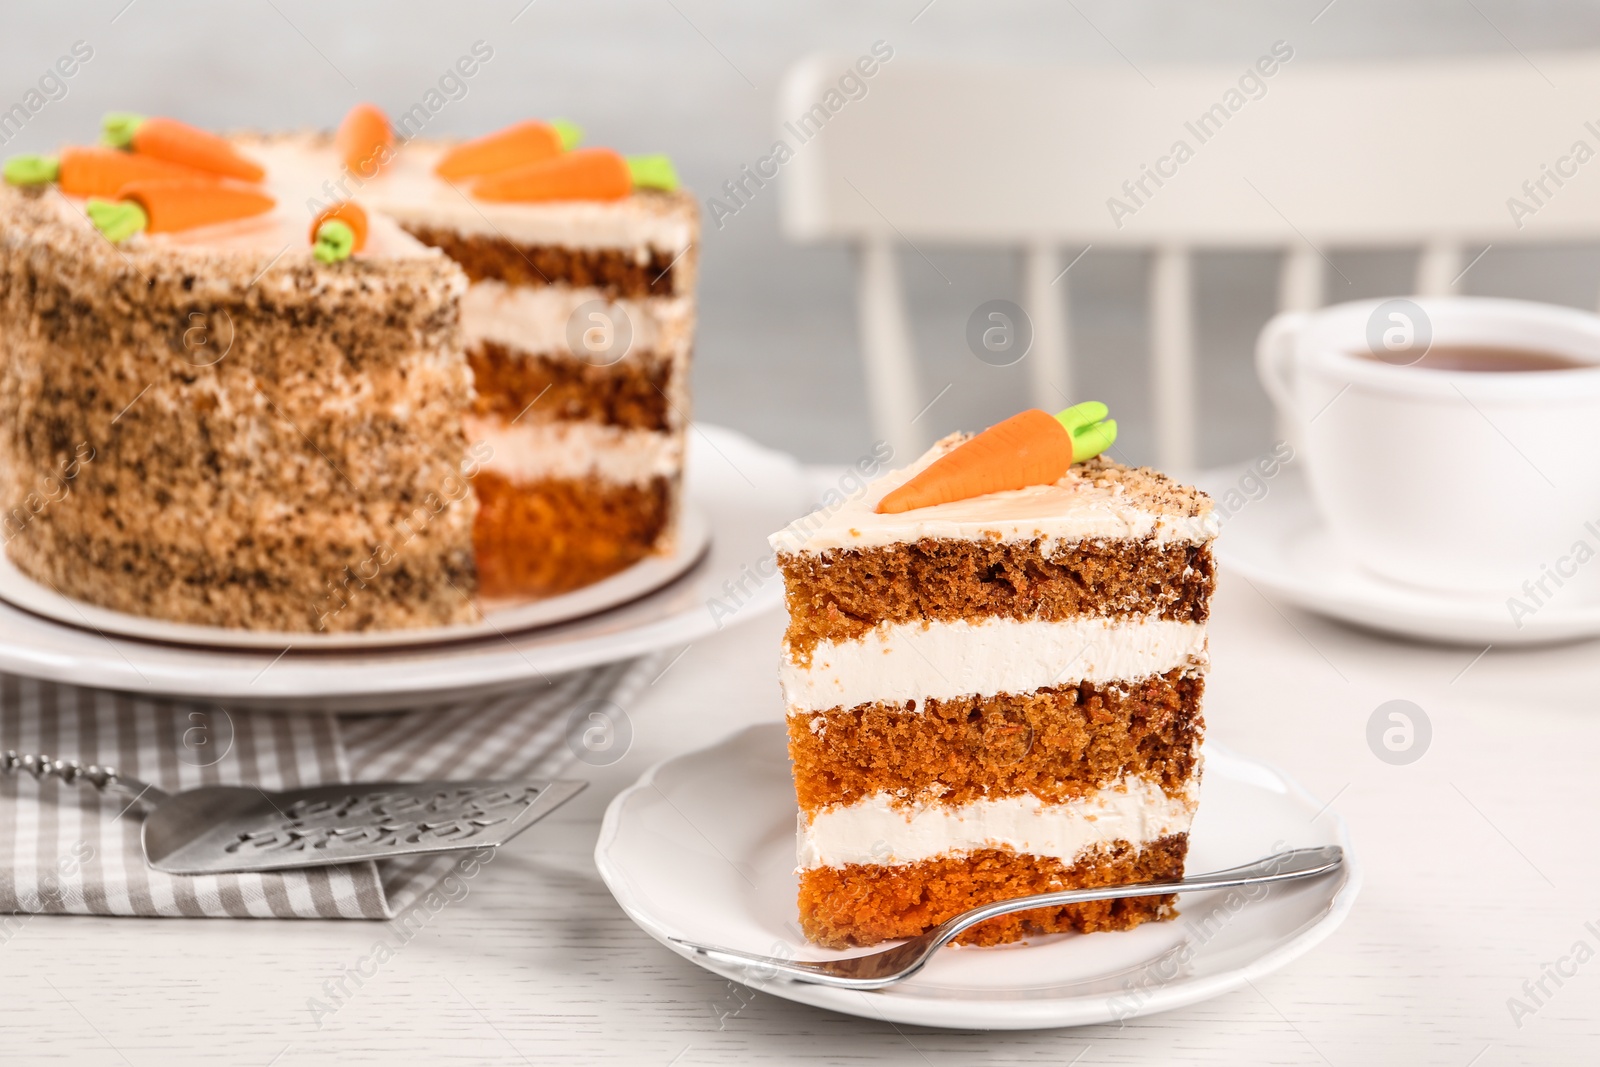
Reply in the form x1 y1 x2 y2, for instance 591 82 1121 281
0 505 712 652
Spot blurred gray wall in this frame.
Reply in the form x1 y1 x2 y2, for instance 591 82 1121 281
6 1 1600 464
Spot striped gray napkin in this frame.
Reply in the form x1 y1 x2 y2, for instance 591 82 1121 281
0 656 655 921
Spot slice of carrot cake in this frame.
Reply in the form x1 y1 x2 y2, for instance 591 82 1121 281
771 405 1217 947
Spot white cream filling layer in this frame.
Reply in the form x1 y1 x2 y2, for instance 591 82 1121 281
466 416 681 486
461 280 691 360
798 776 1198 870
781 614 1207 715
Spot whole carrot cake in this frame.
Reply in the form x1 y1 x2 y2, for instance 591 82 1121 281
771 415 1217 947
0 108 696 631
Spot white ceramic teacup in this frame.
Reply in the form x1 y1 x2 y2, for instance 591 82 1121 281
1256 297 1600 599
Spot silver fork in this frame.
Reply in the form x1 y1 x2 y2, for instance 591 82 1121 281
670 845 1343 990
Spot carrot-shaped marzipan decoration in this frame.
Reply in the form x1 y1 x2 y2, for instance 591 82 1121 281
472 146 677 202
434 118 582 180
84 180 275 241
337 103 393 178
3 145 215 196
309 201 369 263
876 402 1118 514
102 112 265 183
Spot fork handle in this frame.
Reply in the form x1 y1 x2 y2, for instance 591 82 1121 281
675 851 1350 991
1 750 167 807
930 846 1344 949
672 846 1347 990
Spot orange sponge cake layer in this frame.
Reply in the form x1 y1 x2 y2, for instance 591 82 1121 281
472 471 673 598
468 342 674 431
787 670 1203 810
399 224 685 297
772 436 1218 947
779 534 1214 658
798 837 1188 949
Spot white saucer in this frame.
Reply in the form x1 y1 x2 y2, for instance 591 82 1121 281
0 426 810 711
0 508 710 651
1200 465 1600 646
595 723 1359 1031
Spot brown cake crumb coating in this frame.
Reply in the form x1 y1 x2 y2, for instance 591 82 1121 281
779 540 1214 660
472 470 674 598
0 186 477 631
798 836 1188 947
468 342 676 431
787 669 1202 810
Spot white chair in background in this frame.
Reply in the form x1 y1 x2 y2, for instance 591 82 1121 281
779 49 1600 470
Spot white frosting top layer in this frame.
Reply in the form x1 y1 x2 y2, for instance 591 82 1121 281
780 614 1207 714
466 415 680 487
461 280 691 360
132 137 432 258
770 437 1217 555
798 775 1199 869
134 134 694 257
362 139 695 253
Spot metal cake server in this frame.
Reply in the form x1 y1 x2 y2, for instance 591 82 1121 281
2 750 585 875
671 845 1344 990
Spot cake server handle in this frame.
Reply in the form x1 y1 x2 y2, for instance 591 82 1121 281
1 750 170 809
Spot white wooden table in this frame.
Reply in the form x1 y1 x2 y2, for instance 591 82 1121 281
3 484 1598 1064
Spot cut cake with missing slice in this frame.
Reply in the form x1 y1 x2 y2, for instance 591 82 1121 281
0 127 698 631
770 436 1218 948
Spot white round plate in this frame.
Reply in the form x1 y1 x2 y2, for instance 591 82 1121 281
595 723 1360 1031
0 426 810 710
0 508 710 651
1200 465 1600 646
